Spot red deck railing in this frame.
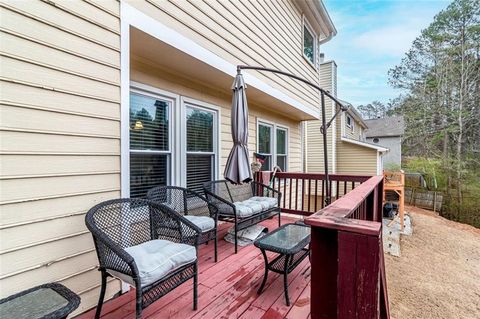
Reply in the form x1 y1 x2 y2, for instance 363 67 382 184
258 172 371 216
305 175 390 319
256 171 390 318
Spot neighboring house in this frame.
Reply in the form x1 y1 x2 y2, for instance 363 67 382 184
304 60 388 177
0 0 337 315
365 116 404 167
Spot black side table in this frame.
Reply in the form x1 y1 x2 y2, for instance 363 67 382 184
254 223 310 306
0 283 80 319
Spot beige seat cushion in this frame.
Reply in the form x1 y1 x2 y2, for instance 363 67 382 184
110 239 196 287
184 215 215 232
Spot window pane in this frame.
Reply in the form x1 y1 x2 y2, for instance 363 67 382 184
260 155 272 171
277 155 287 172
258 124 271 154
130 154 168 198
186 107 214 152
303 26 314 63
187 154 213 193
276 128 287 155
130 93 169 151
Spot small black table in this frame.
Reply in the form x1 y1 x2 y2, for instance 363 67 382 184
254 223 310 306
0 283 80 319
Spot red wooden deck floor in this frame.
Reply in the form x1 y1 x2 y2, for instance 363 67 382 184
76 217 311 319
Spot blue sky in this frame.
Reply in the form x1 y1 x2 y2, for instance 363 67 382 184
322 0 450 106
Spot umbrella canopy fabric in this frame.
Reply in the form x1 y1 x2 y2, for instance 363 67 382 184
224 73 252 184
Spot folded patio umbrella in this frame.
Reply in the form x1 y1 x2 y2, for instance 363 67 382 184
224 73 252 184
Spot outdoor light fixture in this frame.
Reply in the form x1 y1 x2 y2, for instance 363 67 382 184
236 65 349 205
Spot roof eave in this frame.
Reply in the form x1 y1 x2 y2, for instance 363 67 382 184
341 137 389 152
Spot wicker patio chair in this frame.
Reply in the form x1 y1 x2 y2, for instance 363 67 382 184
203 180 281 253
85 198 200 319
147 186 219 262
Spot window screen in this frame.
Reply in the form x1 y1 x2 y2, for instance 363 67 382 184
303 25 315 64
276 128 287 171
258 123 272 171
186 106 215 193
129 92 170 198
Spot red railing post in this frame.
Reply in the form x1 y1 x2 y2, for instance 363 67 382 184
306 175 389 319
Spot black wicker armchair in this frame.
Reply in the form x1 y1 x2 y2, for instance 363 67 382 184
203 180 281 253
147 186 219 262
85 198 200 319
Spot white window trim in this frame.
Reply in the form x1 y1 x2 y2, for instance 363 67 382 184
256 118 289 172
126 82 220 191
302 15 318 69
346 114 354 131
128 82 179 192
180 96 221 188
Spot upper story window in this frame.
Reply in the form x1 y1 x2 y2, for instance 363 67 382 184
346 114 354 130
303 18 317 66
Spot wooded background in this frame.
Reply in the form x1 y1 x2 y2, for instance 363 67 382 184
357 0 479 227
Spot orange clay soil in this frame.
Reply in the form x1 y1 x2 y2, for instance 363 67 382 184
385 205 480 319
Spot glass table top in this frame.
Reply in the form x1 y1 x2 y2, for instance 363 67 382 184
0 288 69 319
255 224 310 251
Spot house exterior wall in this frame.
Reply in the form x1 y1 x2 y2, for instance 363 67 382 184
336 142 378 175
366 136 401 167
125 0 324 116
131 58 303 174
0 0 313 315
336 120 379 175
0 0 122 315
304 60 336 174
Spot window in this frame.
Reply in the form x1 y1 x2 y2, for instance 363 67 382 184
303 18 317 66
258 123 273 171
185 105 216 193
129 92 170 198
276 128 287 171
127 84 219 198
346 114 353 130
257 121 288 171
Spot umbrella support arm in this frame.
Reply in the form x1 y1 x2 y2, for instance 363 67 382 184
237 65 349 206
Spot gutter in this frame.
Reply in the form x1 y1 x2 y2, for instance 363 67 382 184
312 0 337 40
341 136 389 152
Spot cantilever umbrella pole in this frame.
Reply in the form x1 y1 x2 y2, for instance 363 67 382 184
237 65 348 205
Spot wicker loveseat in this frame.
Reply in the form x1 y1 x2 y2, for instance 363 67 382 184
85 198 200 319
203 180 281 253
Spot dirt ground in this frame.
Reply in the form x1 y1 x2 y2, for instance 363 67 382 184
385 205 480 319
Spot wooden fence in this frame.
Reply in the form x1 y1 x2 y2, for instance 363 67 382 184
405 187 443 212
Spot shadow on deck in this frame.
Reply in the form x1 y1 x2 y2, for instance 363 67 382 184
76 216 311 319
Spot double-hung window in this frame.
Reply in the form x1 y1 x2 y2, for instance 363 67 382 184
129 92 170 198
185 104 216 193
258 123 273 171
128 85 219 198
257 121 288 171
276 127 288 171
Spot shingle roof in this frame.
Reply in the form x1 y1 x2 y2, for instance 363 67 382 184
365 116 404 137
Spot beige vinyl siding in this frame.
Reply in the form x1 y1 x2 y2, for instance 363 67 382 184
336 121 378 176
342 113 364 140
0 1 121 316
125 0 322 116
131 58 302 174
304 61 336 173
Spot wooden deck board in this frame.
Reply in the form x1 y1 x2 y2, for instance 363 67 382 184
75 217 311 319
